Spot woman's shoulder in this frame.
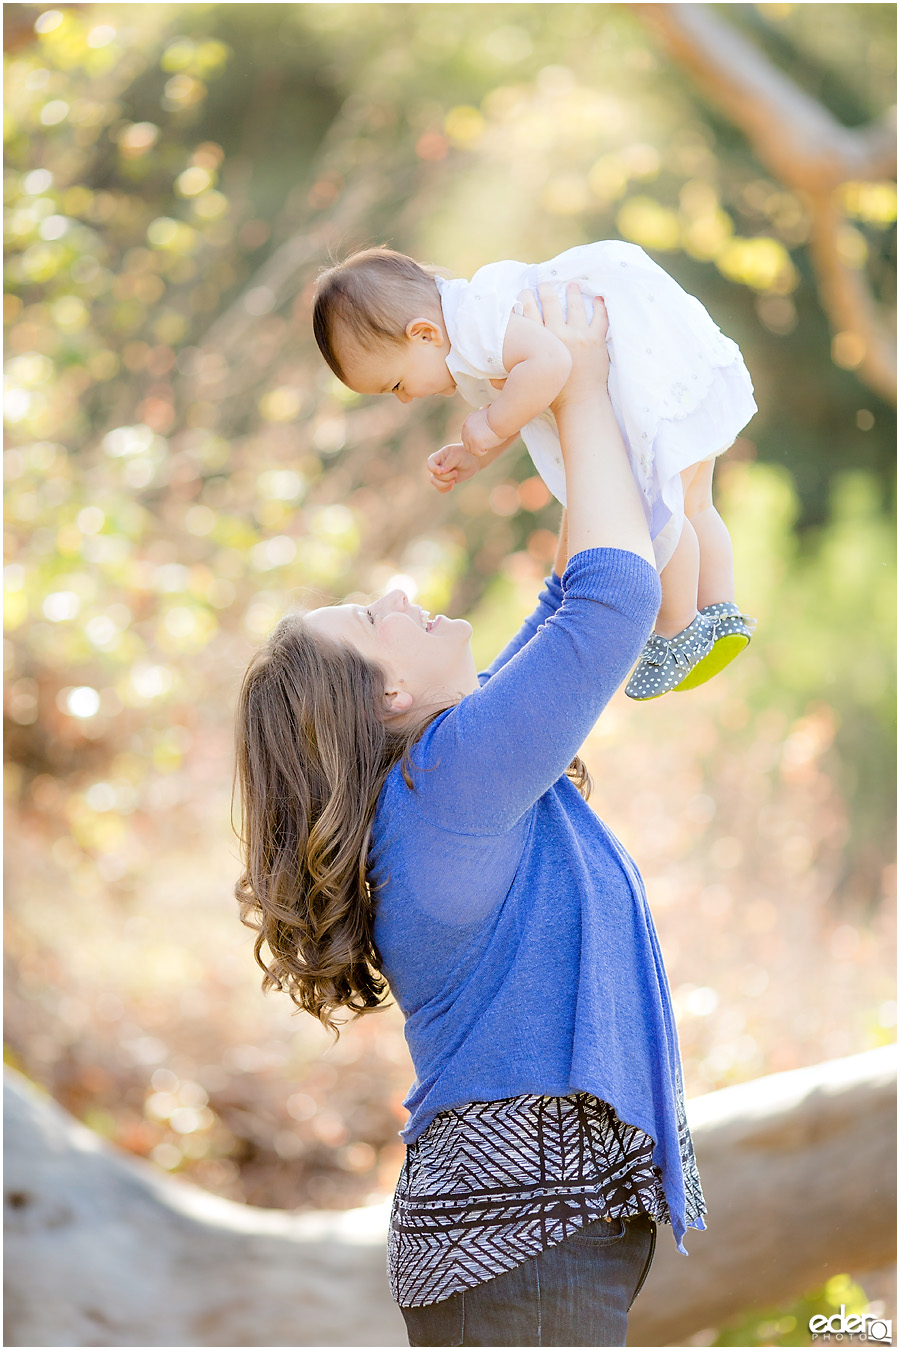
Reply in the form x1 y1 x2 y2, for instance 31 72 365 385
376 710 456 809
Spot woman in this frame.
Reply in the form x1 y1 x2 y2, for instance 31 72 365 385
234 287 706 1347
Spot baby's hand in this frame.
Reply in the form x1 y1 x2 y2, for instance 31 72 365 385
461 408 507 458
427 442 482 493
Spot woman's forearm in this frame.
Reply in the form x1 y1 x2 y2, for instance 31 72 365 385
556 391 655 567
553 510 568 577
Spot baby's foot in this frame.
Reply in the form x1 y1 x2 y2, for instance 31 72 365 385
625 612 717 701
673 602 755 692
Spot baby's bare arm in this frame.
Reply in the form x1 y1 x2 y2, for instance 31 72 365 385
486 312 573 440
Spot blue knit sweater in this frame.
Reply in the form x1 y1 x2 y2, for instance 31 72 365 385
370 547 704 1253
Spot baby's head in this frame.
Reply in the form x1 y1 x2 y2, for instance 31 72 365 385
312 247 456 404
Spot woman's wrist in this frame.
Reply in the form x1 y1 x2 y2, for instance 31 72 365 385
552 366 611 415
555 385 612 438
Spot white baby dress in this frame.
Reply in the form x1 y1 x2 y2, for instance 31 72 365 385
435 241 757 570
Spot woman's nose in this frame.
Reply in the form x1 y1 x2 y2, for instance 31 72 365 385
382 589 408 611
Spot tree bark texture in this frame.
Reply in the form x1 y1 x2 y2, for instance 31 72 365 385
3 1069 407 1348
4 1046 896 1347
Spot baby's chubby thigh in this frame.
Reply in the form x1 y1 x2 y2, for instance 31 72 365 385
682 458 716 514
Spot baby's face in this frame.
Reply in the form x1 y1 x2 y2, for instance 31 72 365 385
338 321 456 404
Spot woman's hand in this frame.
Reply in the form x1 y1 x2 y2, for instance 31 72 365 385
517 284 609 414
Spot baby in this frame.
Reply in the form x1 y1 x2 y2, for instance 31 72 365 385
312 243 757 699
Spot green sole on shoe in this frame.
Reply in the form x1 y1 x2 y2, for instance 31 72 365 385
674 633 749 692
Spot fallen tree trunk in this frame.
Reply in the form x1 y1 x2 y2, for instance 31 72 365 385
4 1047 896 1347
628 1044 897 1345
3 1069 407 1348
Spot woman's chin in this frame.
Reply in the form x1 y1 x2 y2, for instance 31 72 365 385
432 615 472 637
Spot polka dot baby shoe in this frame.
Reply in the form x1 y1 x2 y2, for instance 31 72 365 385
625 611 718 701
673 601 756 692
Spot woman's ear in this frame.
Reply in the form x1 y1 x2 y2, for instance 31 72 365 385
384 686 414 716
406 317 441 344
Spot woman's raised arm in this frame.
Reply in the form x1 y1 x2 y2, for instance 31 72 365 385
526 284 655 567
409 291 660 837
476 288 653 688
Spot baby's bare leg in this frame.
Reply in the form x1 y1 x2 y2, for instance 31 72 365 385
656 517 700 638
684 457 734 609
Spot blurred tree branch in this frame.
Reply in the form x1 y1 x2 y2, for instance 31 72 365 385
191 172 380 374
190 69 434 387
635 3 897 405
2 6 39 53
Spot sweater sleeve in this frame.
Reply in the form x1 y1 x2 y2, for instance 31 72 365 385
478 572 564 685
415 548 661 835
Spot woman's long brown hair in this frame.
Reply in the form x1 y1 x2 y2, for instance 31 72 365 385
234 611 591 1034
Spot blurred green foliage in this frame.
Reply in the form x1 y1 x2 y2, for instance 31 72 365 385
713 1272 876 1347
3 0 895 998
722 462 895 899
4 3 895 789
3 2 894 957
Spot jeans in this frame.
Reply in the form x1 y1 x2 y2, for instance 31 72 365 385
400 1212 656 1347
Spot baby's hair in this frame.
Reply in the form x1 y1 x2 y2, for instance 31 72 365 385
312 246 441 383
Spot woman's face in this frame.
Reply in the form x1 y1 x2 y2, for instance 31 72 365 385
304 589 479 718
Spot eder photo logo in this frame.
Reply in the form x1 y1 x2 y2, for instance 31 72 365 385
809 1306 893 1343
